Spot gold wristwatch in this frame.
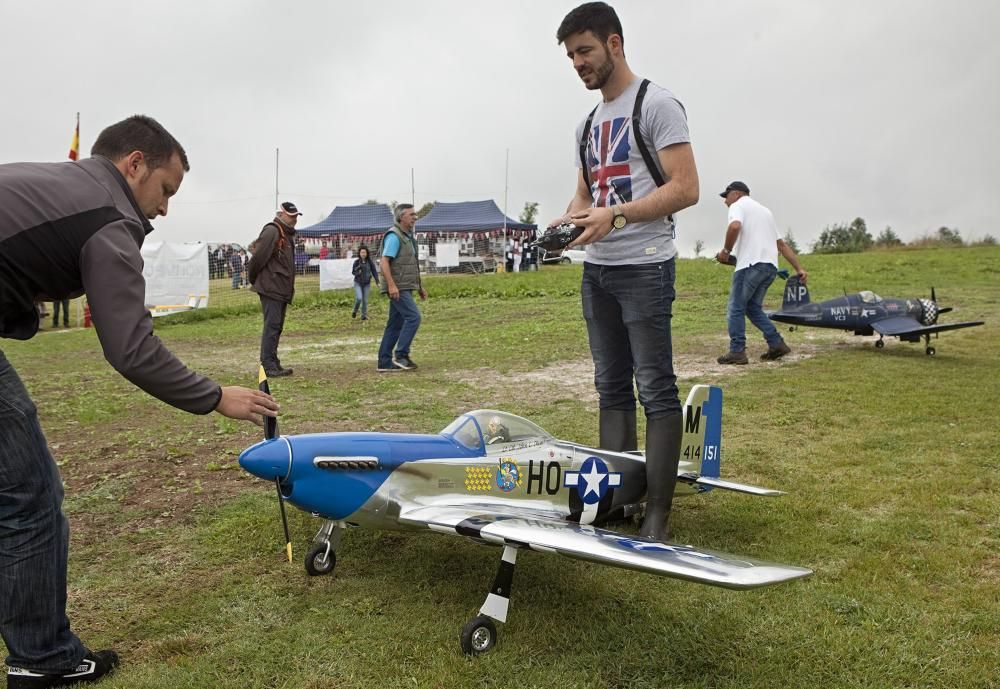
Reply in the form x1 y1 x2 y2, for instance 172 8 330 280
612 206 627 231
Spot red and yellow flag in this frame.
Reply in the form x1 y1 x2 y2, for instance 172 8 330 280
68 113 80 161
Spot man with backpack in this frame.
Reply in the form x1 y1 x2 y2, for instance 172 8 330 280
248 202 301 377
550 2 700 542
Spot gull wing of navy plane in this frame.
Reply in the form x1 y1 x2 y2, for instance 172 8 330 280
240 377 811 655
769 275 984 355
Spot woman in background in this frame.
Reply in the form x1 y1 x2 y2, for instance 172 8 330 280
351 245 379 321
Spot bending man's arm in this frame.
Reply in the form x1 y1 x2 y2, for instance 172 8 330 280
81 221 277 423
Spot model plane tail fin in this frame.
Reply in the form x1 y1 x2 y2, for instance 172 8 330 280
680 385 723 479
781 274 810 310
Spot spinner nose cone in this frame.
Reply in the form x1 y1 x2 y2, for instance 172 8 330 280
239 437 292 482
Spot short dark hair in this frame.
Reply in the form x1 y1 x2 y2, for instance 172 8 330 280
394 203 415 222
91 115 190 172
557 2 623 45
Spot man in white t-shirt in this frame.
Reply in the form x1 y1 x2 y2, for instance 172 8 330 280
715 181 807 364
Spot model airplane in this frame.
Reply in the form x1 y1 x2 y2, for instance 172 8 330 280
239 374 811 655
769 276 984 355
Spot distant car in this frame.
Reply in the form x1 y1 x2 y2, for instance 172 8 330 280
540 248 586 265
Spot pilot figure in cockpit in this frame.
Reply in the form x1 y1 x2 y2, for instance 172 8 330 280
485 415 511 445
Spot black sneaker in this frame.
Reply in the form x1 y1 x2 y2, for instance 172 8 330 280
377 362 401 372
393 356 417 370
351 310 357 319
7 649 119 688
716 351 748 365
264 367 292 378
760 342 792 361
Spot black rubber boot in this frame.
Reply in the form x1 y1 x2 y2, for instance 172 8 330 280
599 408 637 453
638 412 683 541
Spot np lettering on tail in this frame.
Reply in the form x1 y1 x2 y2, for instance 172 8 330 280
782 275 810 309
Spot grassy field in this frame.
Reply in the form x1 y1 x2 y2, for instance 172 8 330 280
2 246 997 689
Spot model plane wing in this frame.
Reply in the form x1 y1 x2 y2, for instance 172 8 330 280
872 316 984 337
399 504 811 590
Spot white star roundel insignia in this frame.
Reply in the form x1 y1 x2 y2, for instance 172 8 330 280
564 456 621 505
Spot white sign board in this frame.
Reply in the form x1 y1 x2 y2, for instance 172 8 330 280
435 241 460 268
141 242 209 314
319 258 356 290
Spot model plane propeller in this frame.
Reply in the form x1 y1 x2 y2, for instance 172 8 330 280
258 365 291 562
769 276 984 355
240 379 811 655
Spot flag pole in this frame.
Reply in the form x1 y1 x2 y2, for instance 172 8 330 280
274 148 279 210
503 148 509 272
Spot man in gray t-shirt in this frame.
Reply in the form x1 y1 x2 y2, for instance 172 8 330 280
553 2 700 542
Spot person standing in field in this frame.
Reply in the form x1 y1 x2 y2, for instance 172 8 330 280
549 2 700 541
247 202 301 377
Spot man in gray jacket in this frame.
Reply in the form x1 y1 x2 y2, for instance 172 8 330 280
0 115 278 688
247 203 300 377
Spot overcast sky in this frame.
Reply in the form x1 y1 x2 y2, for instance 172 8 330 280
2 0 997 255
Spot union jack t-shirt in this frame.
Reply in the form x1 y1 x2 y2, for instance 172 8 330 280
574 78 690 265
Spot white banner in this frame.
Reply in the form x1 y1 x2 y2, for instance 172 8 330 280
319 258 356 290
141 242 209 315
435 241 460 268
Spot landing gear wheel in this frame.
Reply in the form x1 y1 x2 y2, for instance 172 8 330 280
875 339 885 349
926 346 936 356
304 544 336 576
560 256 571 264
460 615 497 656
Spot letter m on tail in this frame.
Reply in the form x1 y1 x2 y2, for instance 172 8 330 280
680 385 723 479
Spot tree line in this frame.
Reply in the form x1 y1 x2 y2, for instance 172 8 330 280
807 218 996 254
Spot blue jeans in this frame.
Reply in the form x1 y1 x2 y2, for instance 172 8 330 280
727 263 783 352
353 283 371 318
378 290 421 366
581 260 680 419
0 350 86 672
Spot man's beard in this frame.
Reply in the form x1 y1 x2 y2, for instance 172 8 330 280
581 48 614 90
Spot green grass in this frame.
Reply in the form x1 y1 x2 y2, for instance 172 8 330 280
2 246 998 688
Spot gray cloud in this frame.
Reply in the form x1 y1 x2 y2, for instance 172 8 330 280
2 0 996 254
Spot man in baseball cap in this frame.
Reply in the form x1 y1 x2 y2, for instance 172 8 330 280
247 201 302 376
279 201 302 216
715 181 807 365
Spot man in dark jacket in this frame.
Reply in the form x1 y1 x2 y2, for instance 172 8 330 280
0 115 278 688
247 202 300 377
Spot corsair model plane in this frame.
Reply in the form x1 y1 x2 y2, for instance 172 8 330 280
770 275 984 355
239 374 811 655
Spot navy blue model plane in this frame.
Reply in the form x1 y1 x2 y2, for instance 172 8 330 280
769 276 984 355
239 374 811 655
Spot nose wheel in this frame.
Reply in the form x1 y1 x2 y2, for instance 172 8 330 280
460 545 517 656
304 520 345 577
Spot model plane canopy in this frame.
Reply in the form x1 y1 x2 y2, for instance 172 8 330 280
442 410 553 452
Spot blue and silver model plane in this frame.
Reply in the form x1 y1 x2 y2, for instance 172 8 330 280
240 376 811 655
770 275 984 355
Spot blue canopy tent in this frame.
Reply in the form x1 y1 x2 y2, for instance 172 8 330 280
415 200 537 274
297 203 393 238
415 200 535 234
295 203 394 261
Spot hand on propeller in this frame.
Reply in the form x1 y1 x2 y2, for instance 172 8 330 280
216 386 279 426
